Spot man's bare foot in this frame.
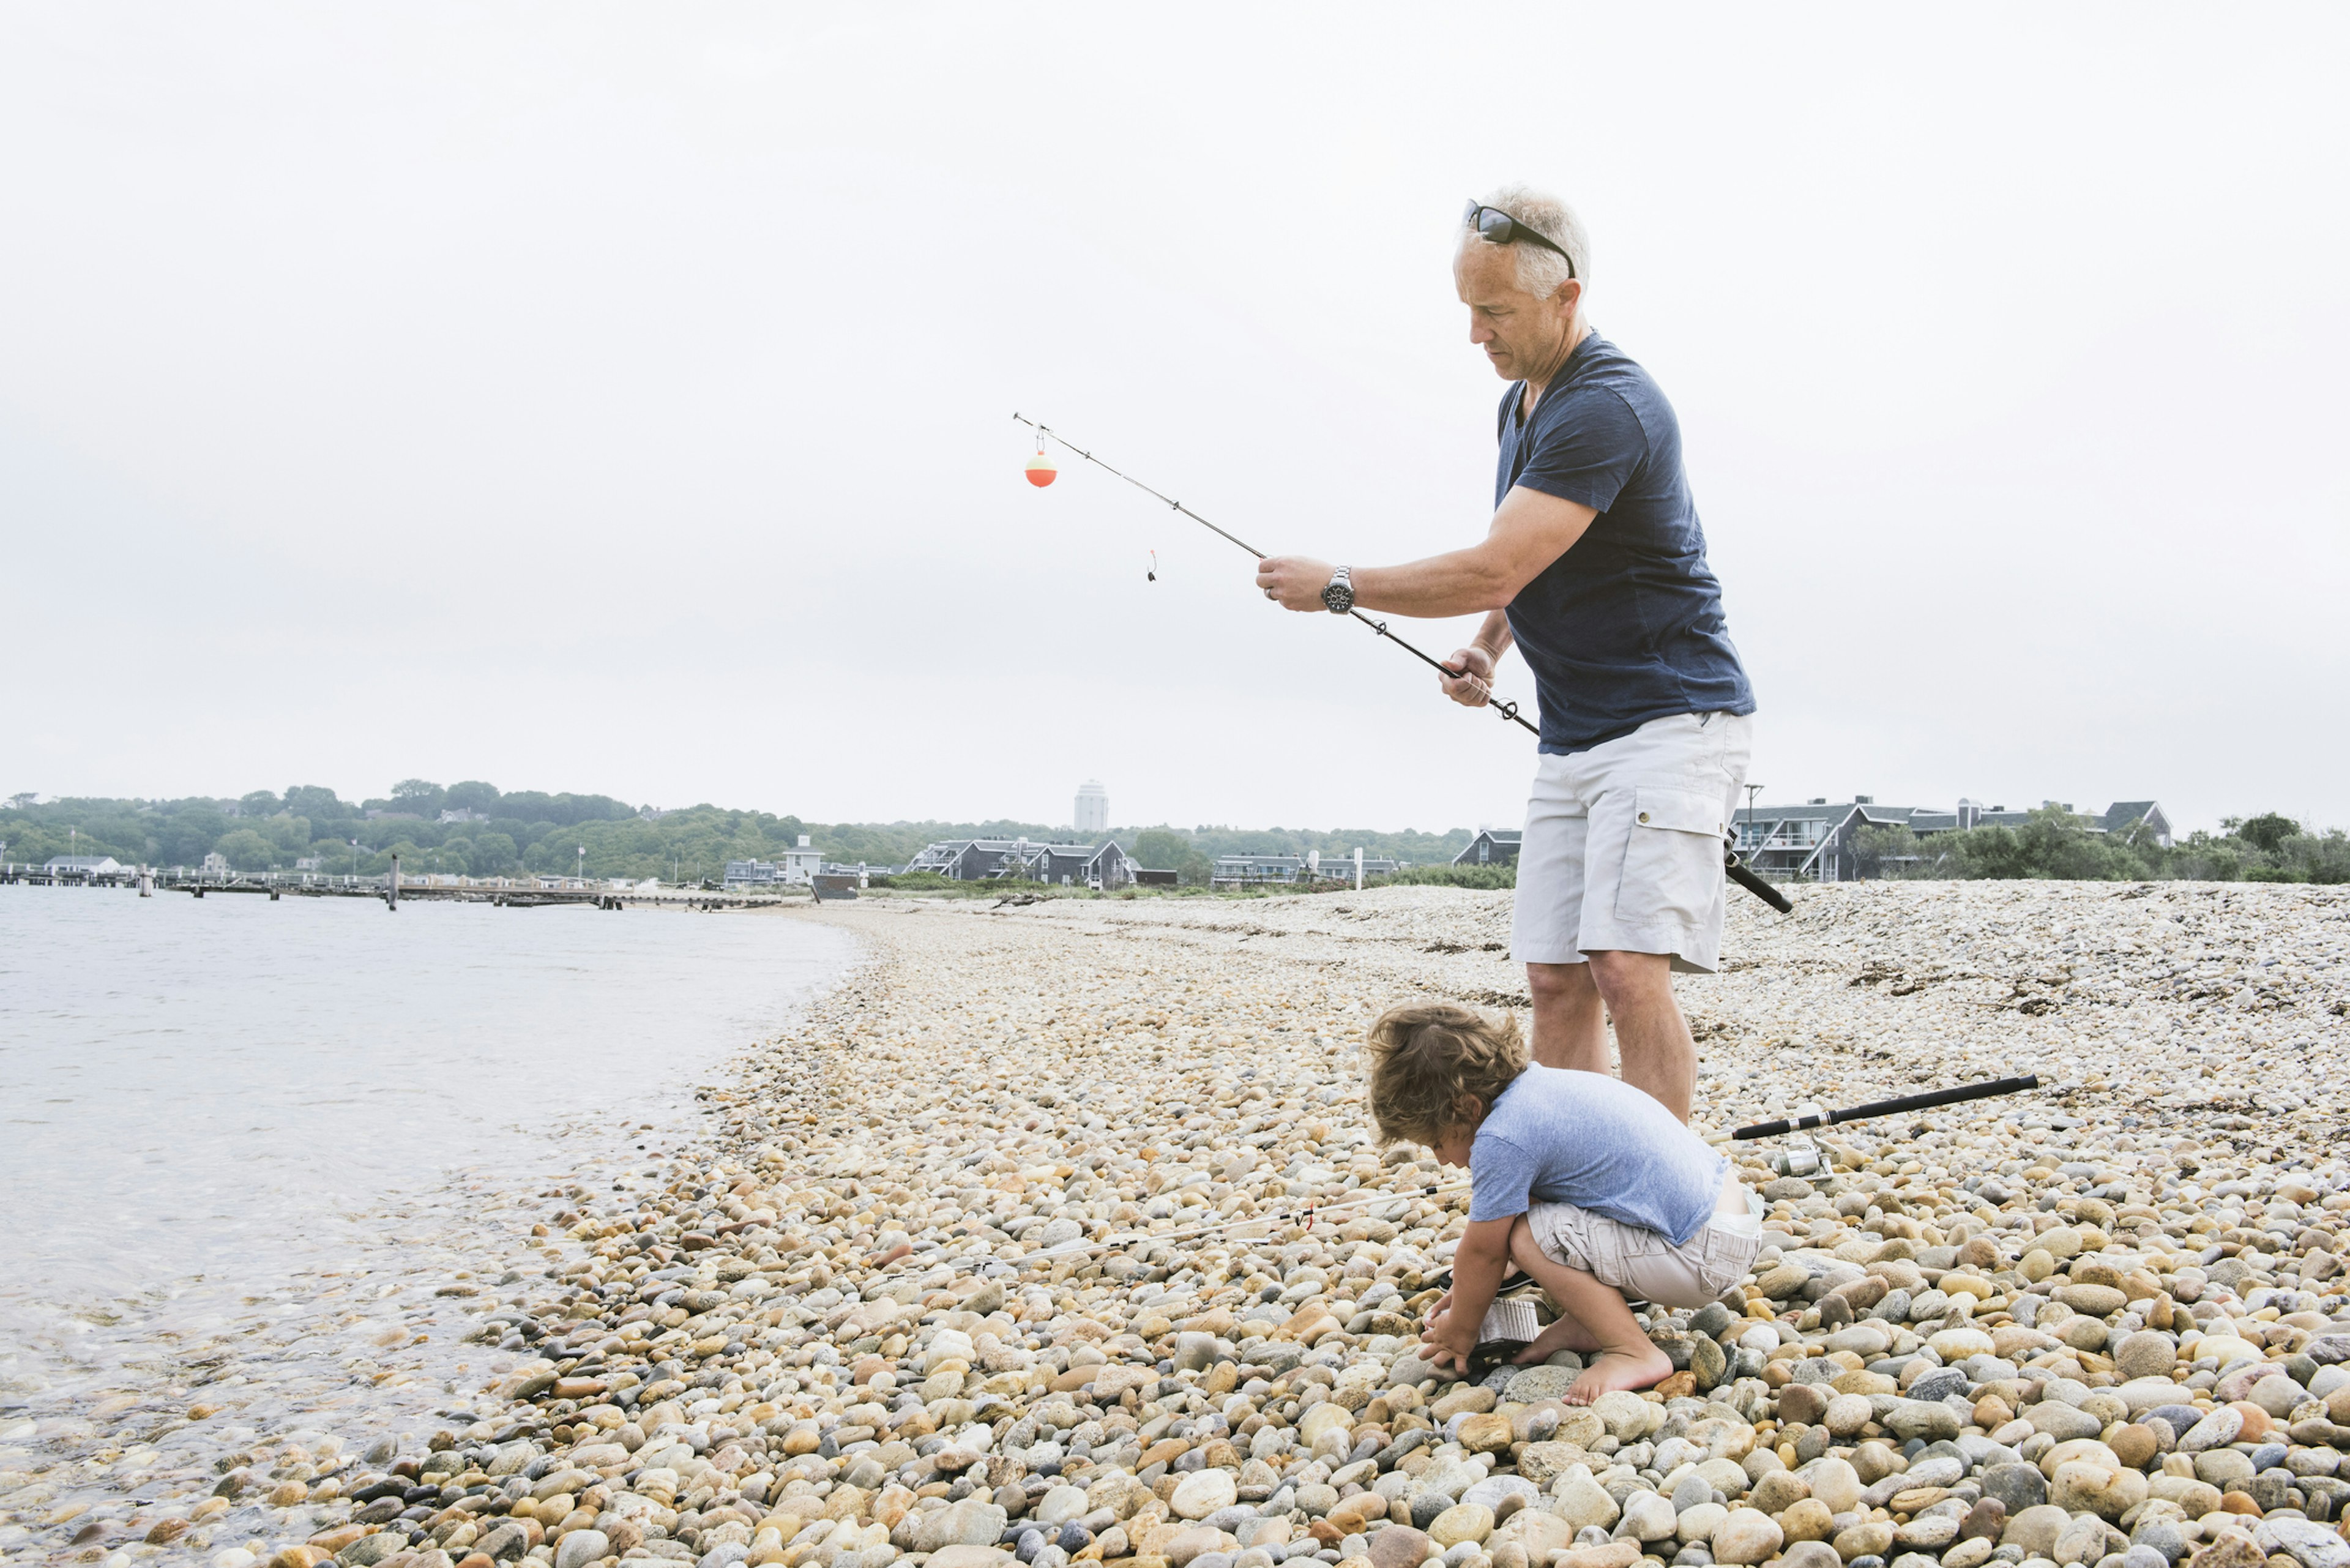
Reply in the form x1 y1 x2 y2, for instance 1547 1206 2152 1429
1563 1343 1673 1403
1511 1315 1602 1365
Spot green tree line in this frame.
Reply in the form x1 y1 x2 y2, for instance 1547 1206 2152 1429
1849 807 2350 884
0 782 1479 883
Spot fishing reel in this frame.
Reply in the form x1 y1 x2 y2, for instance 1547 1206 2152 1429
1770 1139 1826 1180
1756 1102 1828 1179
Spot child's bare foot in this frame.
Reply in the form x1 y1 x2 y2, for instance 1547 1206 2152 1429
1562 1343 1672 1403
1511 1315 1601 1365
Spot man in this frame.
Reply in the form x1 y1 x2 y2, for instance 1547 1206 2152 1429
1255 184 1755 1124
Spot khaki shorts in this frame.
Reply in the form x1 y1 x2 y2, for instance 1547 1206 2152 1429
1512 711 1753 973
1524 1190 1764 1310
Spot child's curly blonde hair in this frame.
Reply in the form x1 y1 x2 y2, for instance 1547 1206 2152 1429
1363 1001 1529 1148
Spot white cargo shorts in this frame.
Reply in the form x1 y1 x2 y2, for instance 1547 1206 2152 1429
1525 1189 1765 1309
1511 711 1753 974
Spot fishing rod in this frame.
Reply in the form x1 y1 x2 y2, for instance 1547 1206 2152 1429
1014 413 1534 731
1705 1074 2040 1147
1013 412 1794 916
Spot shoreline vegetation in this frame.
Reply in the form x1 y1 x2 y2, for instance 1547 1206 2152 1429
7 788 2344 892
0 783 1475 887
7 881 2348 1568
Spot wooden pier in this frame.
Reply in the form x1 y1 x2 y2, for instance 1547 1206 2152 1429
0 863 797 913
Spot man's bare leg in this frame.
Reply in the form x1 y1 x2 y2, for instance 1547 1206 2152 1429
1525 960 1606 1072
1506 1216 1670 1402
1585 949 1695 1122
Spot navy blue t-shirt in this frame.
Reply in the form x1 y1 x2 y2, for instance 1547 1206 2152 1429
1496 334 1755 754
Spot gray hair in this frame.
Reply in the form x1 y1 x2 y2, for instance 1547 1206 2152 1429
1468 184 1589 300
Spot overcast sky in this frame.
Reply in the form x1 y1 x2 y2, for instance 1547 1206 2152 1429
4 6 2344 836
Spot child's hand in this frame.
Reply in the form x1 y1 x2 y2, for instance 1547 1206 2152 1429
1423 1303 1479 1376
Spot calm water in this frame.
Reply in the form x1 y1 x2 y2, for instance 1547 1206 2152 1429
0 885 852 1457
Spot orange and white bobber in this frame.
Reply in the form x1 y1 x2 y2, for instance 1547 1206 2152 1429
1025 439 1058 487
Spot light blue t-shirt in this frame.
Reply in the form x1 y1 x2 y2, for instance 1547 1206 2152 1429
1467 1064 1728 1245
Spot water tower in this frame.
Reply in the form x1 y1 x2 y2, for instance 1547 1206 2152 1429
1075 780 1108 835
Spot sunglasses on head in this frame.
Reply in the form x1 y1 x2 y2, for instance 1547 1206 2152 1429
1463 200 1576 280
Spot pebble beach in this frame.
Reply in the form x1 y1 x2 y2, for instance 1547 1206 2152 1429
7 879 2349 1568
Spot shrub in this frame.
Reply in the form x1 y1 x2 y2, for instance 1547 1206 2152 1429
867 870 953 890
1369 862 1516 890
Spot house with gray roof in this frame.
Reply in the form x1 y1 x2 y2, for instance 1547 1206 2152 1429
1735 795 2173 882
1453 829 1522 868
904 837 1139 889
2102 801 2173 848
1211 851 1402 887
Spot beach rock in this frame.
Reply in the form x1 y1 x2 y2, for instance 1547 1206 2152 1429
1710 1510 1782 1566
1494 1507 1574 1562
1797 1456 1856 1515
916 1501 1012 1552
2247 1377 2304 1417
1674 1502 1729 1548
2254 1518 2350 1568
1749 1471 1809 1517
2030 1402 2108 1443
1552 1477 1620 1535
2110 1425 2160 1470
1824 1394 1874 1437
2184 1534 2267 1568
1834 1521 1897 1561
2053 1512 2112 1568
1516 1443 1591 1488
929 1550 1014 1568
2133 1519 2190 1564
1429 1504 1494 1548
1778 1500 1836 1544
2178 1408 2243 1453
1886 1399 1962 1443
1555 1545 1643 1568
2051 1460 2148 1520
2001 1504 2073 1556
2114 1335 2179 1383
554 1533 609 1568
1778 1382 1829 1427
1621 1492 1678 1542
1367 1526 1432 1568
1458 1413 1513 1455
1505 1365 1579 1403
1960 1499 2008 1543
1462 1477 1537 1516
1173 1470 1239 1521
1163 1528 1233 1566
1894 1514 1960 1550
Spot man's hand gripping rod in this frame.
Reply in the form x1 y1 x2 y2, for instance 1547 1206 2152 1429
1014 413 1793 914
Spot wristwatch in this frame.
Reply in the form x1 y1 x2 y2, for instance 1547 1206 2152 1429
1321 566 1356 614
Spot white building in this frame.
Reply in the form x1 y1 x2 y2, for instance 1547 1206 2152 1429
1075 780 1108 835
782 834 821 884
726 835 824 889
45 854 122 876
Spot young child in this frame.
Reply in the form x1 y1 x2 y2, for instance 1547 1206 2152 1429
1365 1001 1762 1403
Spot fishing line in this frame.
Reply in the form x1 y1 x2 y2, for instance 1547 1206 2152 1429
1011 412 1794 915
1013 413 1532 732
